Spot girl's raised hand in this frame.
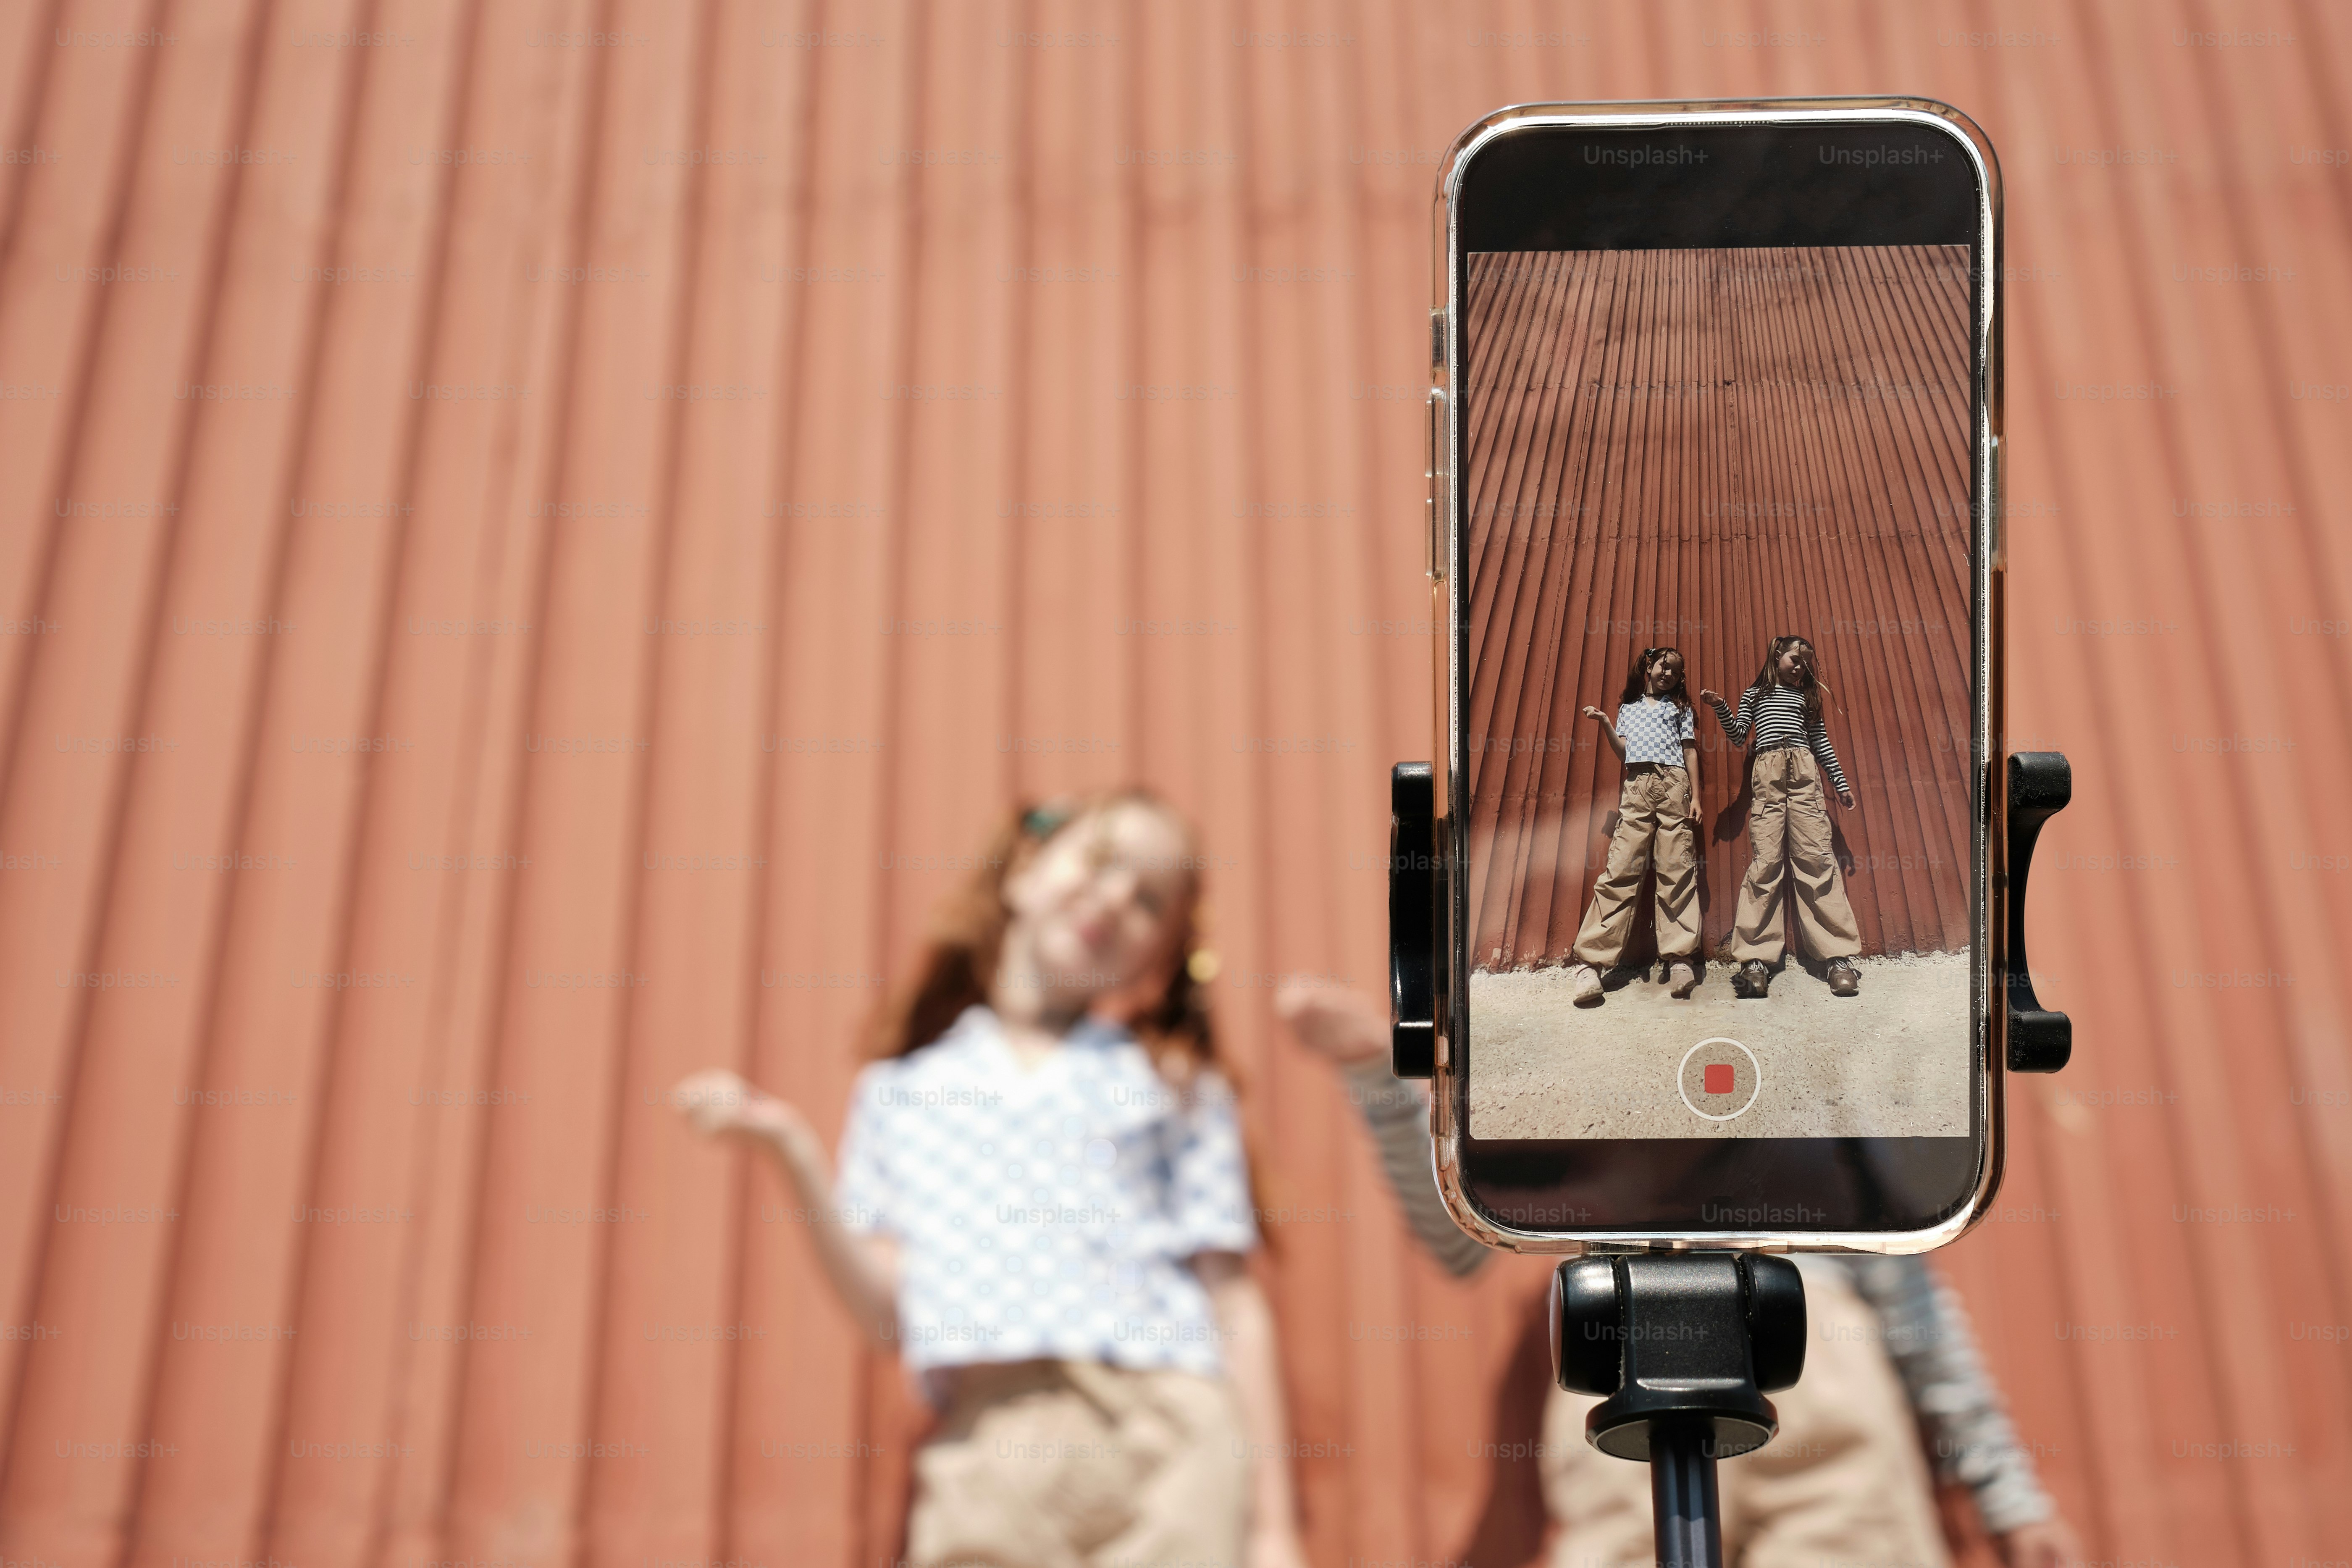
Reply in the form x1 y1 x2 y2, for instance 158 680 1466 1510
1274 979 1388 1066
1698 687 1722 707
671 1068 798 1143
1580 704 1607 724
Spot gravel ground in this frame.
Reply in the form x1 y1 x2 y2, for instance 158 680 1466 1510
1466 951 1972 1140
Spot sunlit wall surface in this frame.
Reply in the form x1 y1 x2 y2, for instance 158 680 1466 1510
0 5 2347 1568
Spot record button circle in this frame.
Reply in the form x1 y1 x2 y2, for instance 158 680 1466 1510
1678 1037 1761 1122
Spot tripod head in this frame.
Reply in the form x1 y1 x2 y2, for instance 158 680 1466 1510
1551 1251 1806 1568
1552 1251 1806 1460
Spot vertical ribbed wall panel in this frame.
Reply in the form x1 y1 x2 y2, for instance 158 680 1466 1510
0 6 2347 1567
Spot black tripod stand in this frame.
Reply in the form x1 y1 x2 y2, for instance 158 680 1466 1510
1549 1250 1807 1568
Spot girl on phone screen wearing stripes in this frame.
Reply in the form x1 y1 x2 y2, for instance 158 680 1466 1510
1701 634 1866 999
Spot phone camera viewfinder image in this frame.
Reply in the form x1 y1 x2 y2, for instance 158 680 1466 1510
1464 240 1974 1142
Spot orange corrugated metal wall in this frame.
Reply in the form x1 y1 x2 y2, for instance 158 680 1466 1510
1 5 2349 1568
1462 246 1975 969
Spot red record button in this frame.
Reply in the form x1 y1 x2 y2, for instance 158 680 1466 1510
1678 1038 1761 1122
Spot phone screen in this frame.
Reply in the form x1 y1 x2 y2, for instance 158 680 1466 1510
1449 119 1990 1233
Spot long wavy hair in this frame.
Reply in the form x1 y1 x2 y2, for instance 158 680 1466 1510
1618 645 1693 715
862 787 1222 1087
1745 634 1832 728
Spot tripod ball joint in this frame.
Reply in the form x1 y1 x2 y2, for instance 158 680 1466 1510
1549 1251 1808 1462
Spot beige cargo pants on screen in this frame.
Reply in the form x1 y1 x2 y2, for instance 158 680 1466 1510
1728 747 1862 964
1541 1268 1950 1568
906 1358 1248 1568
1571 762 1701 966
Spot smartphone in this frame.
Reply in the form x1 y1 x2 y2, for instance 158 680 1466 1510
1426 100 2003 1251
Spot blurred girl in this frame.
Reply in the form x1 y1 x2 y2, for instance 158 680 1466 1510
1564 645 1704 1004
1701 634 1864 998
675 791 1306 1568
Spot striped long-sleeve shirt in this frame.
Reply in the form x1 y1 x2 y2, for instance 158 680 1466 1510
1823 1253 2057 1534
1707 684 1850 797
1339 1061 2056 1534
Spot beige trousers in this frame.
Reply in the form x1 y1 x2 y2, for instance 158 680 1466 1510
1728 748 1862 964
907 1359 1248 1568
1541 1269 1950 1568
1572 764 1701 965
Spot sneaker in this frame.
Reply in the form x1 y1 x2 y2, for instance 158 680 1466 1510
1732 960 1772 999
1568 963 1604 1006
1826 958 1861 998
1665 961 1699 999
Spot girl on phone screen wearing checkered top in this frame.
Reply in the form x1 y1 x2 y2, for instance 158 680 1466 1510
1562 646 1705 1006
1701 633 1867 1000
670 790 1309 1568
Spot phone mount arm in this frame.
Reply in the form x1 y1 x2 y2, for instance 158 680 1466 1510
1389 762 1438 1079
1554 1252 1808 1568
2006 751 2072 1072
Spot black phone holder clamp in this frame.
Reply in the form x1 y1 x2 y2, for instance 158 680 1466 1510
2005 751 2073 1073
1389 751 2076 1076
1553 1251 1807 1568
1388 762 1439 1079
